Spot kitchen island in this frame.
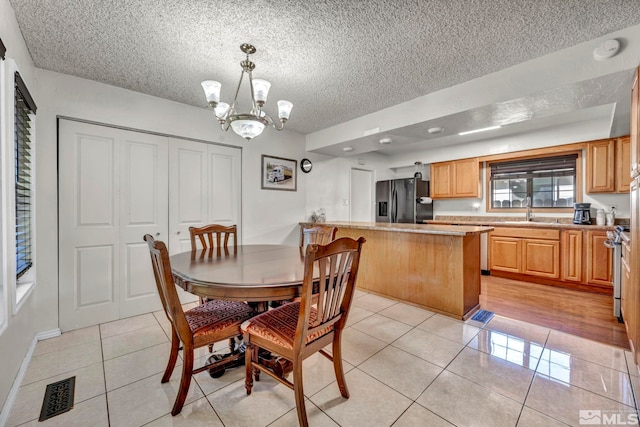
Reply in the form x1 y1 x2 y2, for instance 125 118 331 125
300 221 493 320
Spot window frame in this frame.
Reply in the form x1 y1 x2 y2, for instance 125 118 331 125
4 61 37 315
485 150 583 214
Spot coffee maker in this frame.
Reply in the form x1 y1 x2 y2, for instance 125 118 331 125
573 202 591 224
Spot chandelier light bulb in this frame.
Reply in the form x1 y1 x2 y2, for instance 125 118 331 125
201 80 221 105
252 79 271 105
214 102 230 119
277 100 293 121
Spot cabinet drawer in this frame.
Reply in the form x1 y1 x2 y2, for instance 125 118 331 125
490 227 560 240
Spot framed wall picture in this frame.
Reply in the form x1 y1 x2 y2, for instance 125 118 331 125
261 155 297 191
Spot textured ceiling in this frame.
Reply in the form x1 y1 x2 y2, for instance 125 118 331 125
8 0 640 136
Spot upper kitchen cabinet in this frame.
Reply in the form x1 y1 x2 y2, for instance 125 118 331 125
585 136 631 193
616 136 631 193
431 157 481 199
586 138 615 193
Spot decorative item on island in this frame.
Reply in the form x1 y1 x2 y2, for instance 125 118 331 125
300 221 493 320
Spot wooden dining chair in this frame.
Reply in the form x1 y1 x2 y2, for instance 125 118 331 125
189 224 237 257
299 224 337 250
243 237 366 427
144 235 255 416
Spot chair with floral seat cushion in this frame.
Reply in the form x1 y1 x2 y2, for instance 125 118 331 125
144 234 255 416
243 236 366 427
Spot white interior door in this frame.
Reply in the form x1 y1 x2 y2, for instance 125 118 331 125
168 138 209 254
168 139 241 253
118 133 168 318
350 168 374 222
208 144 242 238
59 120 168 330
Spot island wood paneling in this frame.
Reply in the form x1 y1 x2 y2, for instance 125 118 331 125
336 227 481 319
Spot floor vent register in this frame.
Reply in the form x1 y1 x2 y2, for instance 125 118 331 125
39 376 76 421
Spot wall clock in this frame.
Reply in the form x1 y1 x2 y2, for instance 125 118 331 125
300 158 313 173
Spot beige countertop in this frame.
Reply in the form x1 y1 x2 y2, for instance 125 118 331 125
427 216 621 231
300 221 493 236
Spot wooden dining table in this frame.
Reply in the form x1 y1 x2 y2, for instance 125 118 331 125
170 244 308 304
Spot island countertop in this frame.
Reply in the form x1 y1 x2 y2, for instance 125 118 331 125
299 221 493 236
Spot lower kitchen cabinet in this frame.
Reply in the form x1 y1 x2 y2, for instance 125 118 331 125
522 239 560 278
586 230 613 286
561 229 583 282
489 226 612 292
489 227 559 279
488 236 521 273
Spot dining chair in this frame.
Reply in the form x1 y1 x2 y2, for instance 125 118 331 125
299 224 337 250
144 234 255 416
189 224 238 307
189 224 237 257
243 236 366 427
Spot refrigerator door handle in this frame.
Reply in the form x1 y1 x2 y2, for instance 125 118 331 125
392 188 398 223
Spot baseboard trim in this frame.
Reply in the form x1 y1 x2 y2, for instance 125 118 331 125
0 328 61 426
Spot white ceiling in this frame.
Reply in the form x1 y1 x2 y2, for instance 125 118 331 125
8 0 640 155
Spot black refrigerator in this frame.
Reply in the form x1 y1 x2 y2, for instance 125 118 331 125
375 178 433 223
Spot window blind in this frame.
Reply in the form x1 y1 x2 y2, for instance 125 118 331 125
490 154 578 179
14 72 36 279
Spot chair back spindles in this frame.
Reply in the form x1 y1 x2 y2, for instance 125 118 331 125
299 225 337 250
296 237 364 351
189 224 237 257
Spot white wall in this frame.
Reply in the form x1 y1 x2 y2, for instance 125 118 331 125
0 0 39 413
34 68 307 337
305 151 396 221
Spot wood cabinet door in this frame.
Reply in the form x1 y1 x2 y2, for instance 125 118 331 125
453 158 480 198
522 239 560 278
431 162 453 198
586 139 615 193
616 136 631 193
586 231 613 286
489 236 521 273
561 230 583 282
632 69 639 179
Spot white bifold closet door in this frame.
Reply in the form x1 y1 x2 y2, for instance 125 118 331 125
168 138 241 253
58 120 241 331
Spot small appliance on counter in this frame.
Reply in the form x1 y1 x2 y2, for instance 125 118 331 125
573 202 591 224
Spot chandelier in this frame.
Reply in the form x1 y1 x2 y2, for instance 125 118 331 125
201 43 293 140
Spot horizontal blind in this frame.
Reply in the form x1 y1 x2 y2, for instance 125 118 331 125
15 72 36 279
490 154 577 180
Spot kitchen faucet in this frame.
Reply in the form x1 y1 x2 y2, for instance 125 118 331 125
524 196 533 221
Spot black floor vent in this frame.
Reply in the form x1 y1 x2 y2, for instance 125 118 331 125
39 376 75 421
471 309 495 324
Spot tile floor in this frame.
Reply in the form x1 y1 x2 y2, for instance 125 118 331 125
7 290 640 427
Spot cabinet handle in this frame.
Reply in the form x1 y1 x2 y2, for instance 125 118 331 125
155 232 160 236
177 231 181 235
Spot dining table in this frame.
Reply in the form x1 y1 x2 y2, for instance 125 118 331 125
170 244 308 304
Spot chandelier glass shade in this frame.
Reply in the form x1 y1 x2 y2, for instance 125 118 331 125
201 43 293 140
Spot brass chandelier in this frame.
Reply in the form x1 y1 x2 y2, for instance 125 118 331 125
201 43 293 140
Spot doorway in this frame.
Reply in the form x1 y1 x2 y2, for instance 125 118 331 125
350 168 373 222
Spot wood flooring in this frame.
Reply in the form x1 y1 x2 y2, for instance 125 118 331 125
480 275 630 349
